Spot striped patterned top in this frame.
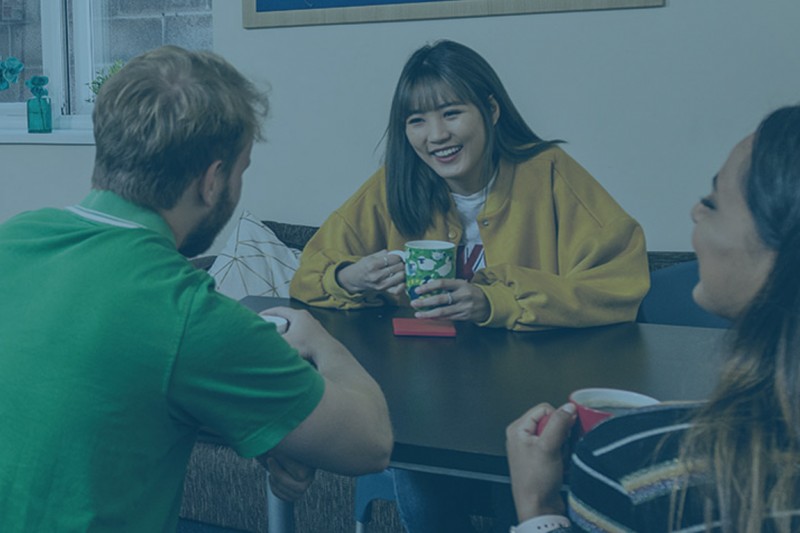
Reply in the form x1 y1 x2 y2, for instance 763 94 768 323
563 403 800 532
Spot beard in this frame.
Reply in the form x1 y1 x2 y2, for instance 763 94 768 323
179 182 236 258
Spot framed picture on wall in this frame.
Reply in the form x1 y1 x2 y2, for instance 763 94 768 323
242 0 665 29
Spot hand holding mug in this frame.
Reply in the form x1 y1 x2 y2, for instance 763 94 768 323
506 402 577 522
536 388 659 436
411 278 490 323
388 240 456 300
388 240 488 322
335 250 405 295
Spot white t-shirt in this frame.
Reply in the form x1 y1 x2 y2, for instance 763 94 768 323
450 174 496 279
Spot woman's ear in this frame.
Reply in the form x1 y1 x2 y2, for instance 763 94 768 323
488 95 500 126
198 160 224 207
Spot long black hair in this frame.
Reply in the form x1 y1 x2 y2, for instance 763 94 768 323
384 40 560 238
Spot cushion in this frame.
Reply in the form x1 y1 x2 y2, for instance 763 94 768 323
637 260 731 329
208 211 301 300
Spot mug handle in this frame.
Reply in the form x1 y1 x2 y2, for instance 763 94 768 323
535 412 552 436
388 250 407 262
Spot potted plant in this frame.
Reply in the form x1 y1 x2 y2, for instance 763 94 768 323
25 75 51 133
87 59 125 102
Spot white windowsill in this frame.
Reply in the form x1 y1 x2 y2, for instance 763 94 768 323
0 129 94 145
0 114 95 145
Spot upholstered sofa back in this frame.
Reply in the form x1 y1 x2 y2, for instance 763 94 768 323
194 219 695 274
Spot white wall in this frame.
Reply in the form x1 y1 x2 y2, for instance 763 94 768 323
2 0 799 254
0 144 95 217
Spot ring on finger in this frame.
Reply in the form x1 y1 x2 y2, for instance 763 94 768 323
447 292 453 305
383 255 389 268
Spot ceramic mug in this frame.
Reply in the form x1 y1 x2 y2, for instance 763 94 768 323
570 388 659 434
536 388 659 436
389 240 456 301
258 313 289 334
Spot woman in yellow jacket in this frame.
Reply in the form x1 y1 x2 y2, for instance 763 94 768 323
291 39 650 533
290 40 649 332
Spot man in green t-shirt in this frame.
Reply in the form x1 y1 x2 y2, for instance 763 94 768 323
0 46 392 532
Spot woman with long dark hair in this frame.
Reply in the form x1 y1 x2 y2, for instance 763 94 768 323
507 104 800 532
290 40 649 333
291 39 649 533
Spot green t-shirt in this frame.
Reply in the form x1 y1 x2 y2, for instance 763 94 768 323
0 190 324 532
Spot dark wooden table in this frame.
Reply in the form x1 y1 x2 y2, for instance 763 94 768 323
242 296 727 481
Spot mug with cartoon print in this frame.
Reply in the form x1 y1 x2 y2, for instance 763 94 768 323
389 240 456 301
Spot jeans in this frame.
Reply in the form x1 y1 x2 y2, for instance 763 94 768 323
392 469 517 533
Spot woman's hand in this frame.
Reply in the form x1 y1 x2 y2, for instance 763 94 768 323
411 279 490 323
505 403 577 522
336 250 405 295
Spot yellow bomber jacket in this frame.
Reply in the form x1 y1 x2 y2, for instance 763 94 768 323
290 147 650 331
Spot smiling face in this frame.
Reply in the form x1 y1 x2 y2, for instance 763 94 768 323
690 135 776 320
403 83 498 195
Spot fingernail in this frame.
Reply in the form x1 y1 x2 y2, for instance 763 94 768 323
562 402 576 414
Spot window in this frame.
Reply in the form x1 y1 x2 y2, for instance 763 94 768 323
0 1 42 105
0 0 212 132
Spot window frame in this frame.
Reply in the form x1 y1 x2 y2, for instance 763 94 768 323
1 0 100 143
1 0 213 144
43 0 94 132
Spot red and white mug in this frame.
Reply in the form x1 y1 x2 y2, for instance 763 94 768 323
536 388 659 436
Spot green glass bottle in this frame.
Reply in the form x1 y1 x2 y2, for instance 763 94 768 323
27 96 52 133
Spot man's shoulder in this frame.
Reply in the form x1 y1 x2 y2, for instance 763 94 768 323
1 206 71 230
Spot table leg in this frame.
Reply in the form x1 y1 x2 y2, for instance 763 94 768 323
267 473 294 533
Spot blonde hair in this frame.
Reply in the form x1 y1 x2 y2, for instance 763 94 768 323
92 45 269 209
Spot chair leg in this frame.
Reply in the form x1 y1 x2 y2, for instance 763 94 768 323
355 500 373 533
354 470 396 533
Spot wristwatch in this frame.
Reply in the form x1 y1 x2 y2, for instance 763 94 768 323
510 514 571 533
